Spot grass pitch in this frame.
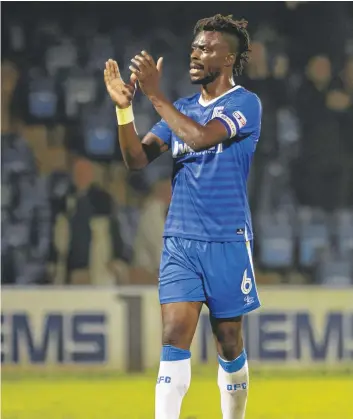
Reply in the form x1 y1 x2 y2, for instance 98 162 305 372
2 369 352 419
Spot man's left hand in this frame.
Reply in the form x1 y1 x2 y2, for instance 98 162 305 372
129 51 163 98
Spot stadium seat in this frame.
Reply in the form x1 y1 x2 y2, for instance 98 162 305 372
335 209 353 257
84 125 115 157
45 39 78 76
317 254 353 286
64 73 97 118
28 75 58 119
258 212 294 268
298 207 330 268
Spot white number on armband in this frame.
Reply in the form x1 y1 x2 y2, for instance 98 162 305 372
241 269 252 295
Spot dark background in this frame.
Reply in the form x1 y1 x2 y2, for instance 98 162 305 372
2 1 353 286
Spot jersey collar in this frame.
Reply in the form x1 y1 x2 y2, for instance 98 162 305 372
198 85 242 107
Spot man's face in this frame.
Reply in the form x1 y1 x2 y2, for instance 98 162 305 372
190 31 233 85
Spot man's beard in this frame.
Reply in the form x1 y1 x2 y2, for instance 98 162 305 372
191 71 221 85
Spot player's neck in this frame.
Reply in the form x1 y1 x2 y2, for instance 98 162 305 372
201 76 235 103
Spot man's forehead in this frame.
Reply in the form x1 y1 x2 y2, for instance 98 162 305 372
193 31 224 46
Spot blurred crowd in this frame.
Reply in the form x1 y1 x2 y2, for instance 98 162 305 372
2 2 353 286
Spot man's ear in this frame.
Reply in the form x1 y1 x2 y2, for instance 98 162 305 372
225 53 236 68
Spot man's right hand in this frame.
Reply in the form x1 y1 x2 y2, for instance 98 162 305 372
104 59 137 109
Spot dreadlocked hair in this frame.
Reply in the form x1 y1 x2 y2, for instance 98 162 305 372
194 14 250 76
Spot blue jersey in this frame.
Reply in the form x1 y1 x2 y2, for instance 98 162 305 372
150 85 262 242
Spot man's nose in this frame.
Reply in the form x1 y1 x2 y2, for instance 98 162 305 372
191 49 201 61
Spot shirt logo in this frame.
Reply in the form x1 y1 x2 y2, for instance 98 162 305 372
172 140 223 158
233 111 247 128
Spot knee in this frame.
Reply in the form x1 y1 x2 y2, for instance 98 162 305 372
216 326 243 361
162 319 191 348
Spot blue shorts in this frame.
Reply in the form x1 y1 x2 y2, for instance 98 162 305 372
159 237 261 318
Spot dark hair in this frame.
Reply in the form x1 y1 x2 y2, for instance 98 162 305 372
194 14 250 76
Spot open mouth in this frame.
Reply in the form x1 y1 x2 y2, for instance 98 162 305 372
190 63 204 70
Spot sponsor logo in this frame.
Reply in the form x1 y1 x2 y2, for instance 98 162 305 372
172 140 223 158
233 111 247 128
244 295 255 306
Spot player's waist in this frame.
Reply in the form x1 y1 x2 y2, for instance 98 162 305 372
163 229 253 242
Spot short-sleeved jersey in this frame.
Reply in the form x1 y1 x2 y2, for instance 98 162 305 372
150 85 262 242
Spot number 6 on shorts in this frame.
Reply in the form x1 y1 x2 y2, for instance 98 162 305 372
241 269 252 295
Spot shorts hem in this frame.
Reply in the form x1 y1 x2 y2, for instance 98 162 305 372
210 301 261 318
160 296 206 304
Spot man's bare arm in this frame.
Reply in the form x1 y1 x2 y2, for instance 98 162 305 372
118 122 168 170
104 59 167 170
129 52 229 151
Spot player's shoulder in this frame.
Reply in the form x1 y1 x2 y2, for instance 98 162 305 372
173 92 200 108
230 86 262 109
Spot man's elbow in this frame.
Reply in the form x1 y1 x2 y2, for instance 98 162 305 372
125 163 144 171
124 158 148 171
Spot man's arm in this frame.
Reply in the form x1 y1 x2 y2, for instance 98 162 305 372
149 93 228 151
104 59 168 170
129 52 229 151
118 122 168 170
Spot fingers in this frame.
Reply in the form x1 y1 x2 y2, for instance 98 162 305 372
130 72 138 87
156 57 164 74
110 59 121 79
108 59 116 78
130 59 144 74
129 65 141 76
105 59 122 81
104 62 111 83
129 51 158 80
133 55 150 69
130 54 149 75
141 50 155 66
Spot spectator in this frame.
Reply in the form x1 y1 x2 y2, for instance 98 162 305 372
131 177 171 284
291 55 345 211
65 158 125 284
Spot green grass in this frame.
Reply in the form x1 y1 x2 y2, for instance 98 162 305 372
2 367 353 419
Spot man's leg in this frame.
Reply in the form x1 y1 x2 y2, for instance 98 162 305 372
155 301 203 419
211 316 248 419
201 240 260 419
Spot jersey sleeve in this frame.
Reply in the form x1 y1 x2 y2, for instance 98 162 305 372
213 93 262 139
149 102 181 148
149 118 172 147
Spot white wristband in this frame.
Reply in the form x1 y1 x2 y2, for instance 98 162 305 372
116 105 134 125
